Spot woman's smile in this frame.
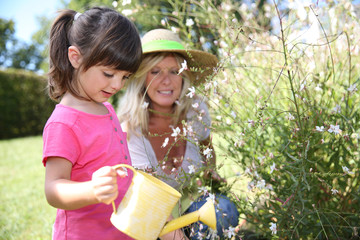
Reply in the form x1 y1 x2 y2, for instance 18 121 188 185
158 90 173 95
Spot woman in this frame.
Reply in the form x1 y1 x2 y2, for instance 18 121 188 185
118 29 239 240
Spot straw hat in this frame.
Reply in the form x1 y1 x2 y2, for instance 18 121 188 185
141 29 218 85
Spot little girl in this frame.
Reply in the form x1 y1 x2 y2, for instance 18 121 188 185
42 7 142 240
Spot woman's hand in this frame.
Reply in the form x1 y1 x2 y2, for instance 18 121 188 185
159 216 189 240
204 168 227 184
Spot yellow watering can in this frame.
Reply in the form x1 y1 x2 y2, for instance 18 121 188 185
110 164 216 240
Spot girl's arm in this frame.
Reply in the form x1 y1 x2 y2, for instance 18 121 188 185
45 157 120 210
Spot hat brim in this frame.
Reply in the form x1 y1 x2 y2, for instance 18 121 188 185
143 49 218 85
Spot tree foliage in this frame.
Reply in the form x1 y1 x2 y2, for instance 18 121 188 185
0 18 44 71
0 18 15 66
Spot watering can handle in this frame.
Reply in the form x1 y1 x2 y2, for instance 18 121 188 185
111 164 136 214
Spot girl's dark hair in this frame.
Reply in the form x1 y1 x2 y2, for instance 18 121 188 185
48 7 142 101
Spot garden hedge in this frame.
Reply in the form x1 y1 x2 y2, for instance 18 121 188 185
0 69 55 139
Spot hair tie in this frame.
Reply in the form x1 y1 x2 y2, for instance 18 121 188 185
74 12 82 21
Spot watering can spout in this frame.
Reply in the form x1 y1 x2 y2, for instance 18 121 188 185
159 200 217 237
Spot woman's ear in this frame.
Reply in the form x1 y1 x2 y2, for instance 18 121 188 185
68 46 82 69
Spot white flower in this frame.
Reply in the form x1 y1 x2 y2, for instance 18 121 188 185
300 80 306 91
342 166 354 175
112 1 118 8
270 222 277 235
182 127 187 137
171 127 181 138
256 179 266 189
315 84 323 92
203 148 213 159
122 0 131 6
234 139 245 147
247 180 255 190
347 83 357 93
188 165 196 174
206 228 217 240
230 111 236 118
328 124 342 135
224 226 236 238
333 104 341 113
331 188 339 195
161 18 166 26
161 137 169 148
185 18 194 26
141 101 149 109
178 60 188 75
206 193 216 203
316 126 324 132
186 86 195 98
192 102 199 109
196 232 205 240
270 162 276 174
247 119 255 127
244 167 251 175
198 186 208 195
121 9 133 16
286 112 295 121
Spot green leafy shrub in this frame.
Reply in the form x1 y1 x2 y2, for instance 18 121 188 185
203 1 360 239
117 0 360 239
0 69 55 139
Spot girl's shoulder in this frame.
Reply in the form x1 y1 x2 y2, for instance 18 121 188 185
103 102 116 115
45 104 80 127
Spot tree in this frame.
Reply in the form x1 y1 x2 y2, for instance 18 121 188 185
0 18 15 66
0 17 44 72
11 42 44 71
112 0 270 54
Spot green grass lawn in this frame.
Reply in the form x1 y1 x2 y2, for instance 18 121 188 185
0 136 56 240
0 135 248 240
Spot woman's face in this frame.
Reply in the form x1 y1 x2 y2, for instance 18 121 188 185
145 55 183 113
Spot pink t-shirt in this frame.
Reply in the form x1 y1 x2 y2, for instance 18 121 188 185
43 102 133 240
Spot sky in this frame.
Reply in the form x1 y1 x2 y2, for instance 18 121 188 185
0 0 64 43
1 0 360 43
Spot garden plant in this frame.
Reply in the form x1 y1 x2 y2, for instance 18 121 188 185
117 0 360 239
1 0 359 239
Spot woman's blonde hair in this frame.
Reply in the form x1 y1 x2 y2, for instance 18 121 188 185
118 52 193 137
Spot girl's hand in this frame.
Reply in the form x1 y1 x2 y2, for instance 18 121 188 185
91 166 125 205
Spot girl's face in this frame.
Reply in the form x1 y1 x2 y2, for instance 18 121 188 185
145 55 183 113
78 65 131 103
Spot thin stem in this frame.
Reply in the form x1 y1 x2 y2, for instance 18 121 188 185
273 0 303 135
310 6 335 84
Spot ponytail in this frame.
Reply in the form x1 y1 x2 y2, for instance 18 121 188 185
48 9 77 102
